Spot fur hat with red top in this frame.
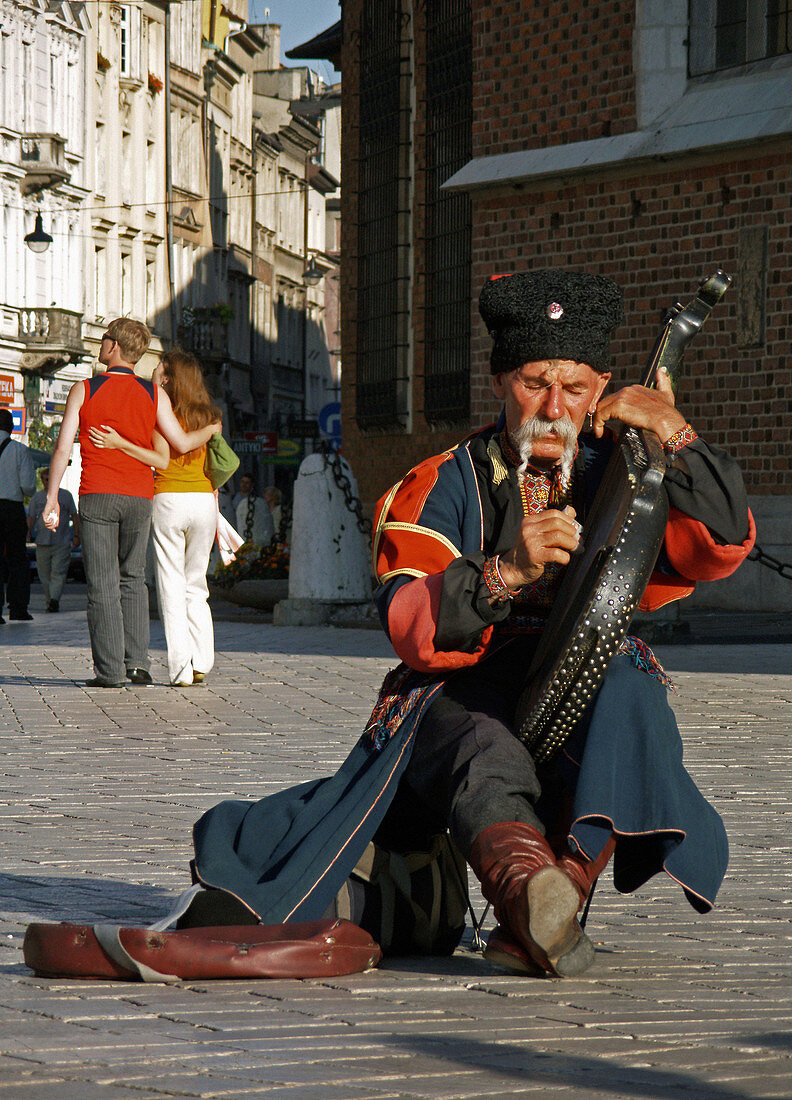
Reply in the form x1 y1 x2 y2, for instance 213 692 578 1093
479 270 624 375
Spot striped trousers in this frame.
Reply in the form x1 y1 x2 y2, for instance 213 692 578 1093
79 493 152 682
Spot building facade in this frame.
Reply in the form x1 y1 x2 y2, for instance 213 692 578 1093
339 0 792 609
0 1 341 502
0 0 92 488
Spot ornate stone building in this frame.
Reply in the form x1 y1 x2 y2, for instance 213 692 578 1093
0 1 342 500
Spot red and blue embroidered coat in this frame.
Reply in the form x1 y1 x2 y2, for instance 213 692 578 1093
371 422 754 677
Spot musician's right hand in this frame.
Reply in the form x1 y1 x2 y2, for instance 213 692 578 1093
498 505 581 589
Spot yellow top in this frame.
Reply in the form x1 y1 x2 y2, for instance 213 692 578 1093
154 443 213 494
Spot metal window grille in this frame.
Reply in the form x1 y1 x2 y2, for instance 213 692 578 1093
689 0 792 74
768 0 792 53
424 0 472 424
356 0 408 429
715 0 748 68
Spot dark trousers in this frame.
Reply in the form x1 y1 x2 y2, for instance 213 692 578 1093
80 493 152 682
0 500 30 614
379 639 546 858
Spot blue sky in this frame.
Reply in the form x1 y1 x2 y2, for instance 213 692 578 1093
248 0 341 82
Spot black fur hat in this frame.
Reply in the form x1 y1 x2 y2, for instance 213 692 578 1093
479 270 624 374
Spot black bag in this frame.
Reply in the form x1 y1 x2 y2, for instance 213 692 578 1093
335 833 468 956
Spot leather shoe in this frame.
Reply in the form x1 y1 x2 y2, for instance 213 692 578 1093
127 667 153 685
46 600 59 613
86 677 126 688
9 611 33 621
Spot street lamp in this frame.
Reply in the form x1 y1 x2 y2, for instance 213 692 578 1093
302 260 324 287
24 213 53 254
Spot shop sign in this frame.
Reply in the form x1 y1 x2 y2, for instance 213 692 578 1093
41 378 73 413
261 438 300 467
0 375 16 404
231 431 279 455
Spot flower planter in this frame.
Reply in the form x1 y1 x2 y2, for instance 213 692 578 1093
224 578 289 611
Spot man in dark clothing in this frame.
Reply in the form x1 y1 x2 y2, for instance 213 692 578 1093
0 407 36 621
187 271 753 978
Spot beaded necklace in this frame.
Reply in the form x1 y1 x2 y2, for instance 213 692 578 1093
497 428 575 626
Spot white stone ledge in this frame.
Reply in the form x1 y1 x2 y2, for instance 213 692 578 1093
444 66 792 193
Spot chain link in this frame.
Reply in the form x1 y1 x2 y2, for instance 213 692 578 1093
318 441 372 536
748 544 792 581
276 502 291 546
243 493 255 543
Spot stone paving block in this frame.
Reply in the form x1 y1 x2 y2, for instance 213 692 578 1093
0 1077 148 1099
2 615 792 1099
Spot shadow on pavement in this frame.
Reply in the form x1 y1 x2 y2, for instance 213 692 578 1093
0 872 177 926
378 1030 759 1100
652 645 792 675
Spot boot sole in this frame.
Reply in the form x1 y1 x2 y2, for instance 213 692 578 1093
526 866 595 978
484 927 545 977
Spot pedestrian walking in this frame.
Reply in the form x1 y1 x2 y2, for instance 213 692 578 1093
0 407 36 622
44 318 221 687
27 468 79 612
90 350 223 687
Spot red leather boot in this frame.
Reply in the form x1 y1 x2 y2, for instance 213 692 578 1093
468 821 595 978
557 835 617 905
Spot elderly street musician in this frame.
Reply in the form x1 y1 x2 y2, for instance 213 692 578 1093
187 270 755 979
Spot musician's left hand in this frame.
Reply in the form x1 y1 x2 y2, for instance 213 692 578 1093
591 366 687 443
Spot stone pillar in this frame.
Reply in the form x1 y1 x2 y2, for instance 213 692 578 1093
274 452 373 626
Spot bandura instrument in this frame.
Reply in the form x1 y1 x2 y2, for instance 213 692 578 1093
514 270 732 763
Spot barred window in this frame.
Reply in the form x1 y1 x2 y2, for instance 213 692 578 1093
424 0 472 425
689 0 792 76
356 0 411 430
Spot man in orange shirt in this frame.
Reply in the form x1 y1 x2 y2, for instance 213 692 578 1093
45 318 219 687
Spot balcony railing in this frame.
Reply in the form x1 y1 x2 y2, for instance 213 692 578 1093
20 134 69 194
176 317 229 361
19 307 83 350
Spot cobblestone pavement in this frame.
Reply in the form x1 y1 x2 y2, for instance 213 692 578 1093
1 585 791 1099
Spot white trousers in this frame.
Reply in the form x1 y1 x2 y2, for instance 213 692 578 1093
151 492 216 685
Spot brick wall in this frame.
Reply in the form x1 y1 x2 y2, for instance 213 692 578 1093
472 1 637 155
341 0 790 512
470 153 792 494
341 0 465 511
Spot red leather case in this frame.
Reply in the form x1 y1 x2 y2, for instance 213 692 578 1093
23 919 382 981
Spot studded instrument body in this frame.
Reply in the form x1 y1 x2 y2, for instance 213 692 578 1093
514 271 732 763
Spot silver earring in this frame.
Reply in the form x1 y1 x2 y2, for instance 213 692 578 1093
587 411 594 431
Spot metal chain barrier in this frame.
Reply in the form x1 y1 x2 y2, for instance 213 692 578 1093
276 502 291 546
244 494 255 543
318 441 372 537
748 544 792 581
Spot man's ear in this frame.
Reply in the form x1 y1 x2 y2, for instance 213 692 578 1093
491 372 506 401
590 371 611 411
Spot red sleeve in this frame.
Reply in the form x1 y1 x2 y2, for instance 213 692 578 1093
639 507 756 612
387 574 494 673
664 507 755 581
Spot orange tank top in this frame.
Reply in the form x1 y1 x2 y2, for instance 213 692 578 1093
79 368 159 499
154 443 212 494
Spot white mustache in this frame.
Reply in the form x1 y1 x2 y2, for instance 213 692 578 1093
510 415 577 485
511 414 577 449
